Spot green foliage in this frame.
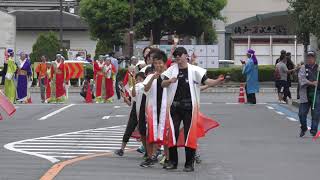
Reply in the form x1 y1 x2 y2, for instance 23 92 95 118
134 0 226 44
94 39 113 60
29 32 60 63
79 0 130 45
79 0 226 45
86 65 278 83
288 0 320 46
207 65 278 82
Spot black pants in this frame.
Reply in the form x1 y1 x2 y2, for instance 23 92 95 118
276 80 289 101
115 73 120 100
169 106 195 166
139 94 147 136
122 102 138 143
1 63 8 85
287 79 292 99
245 85 256 104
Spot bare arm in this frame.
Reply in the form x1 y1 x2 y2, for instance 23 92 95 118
161 77 177 88
204 75 224 87
144 73 158 92
200 85 209 91
121 92 131 106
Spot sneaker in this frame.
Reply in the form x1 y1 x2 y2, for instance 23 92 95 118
162 159 169 169
151 155 158 163
310 131 317 137
183 164 195 172
299 129 307 137
140 158 154 168
165 161 177 170
136 145 145 154
114 149 124 156
195 154 202 164
159 155 166 165
279 100 287 104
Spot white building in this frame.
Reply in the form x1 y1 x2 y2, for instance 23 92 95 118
215 0 304 65
9 10 97 60
0 10 15 66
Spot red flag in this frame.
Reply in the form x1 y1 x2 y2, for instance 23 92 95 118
0 91 16 116
122 71 131 97
86 82 93 103
177 113 219 147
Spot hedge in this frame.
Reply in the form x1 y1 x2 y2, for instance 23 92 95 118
207 65 278 82
33 65 284 85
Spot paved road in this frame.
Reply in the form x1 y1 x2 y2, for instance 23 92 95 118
1 91 319 180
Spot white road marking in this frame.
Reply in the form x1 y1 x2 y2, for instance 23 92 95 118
36 137 124 140
102 116 110 120
266 106 274 110
16 143 139 146
102 115 127 120
275 111 285 115
18 148 130 152
287 117 298 122
33 152 94 155
200 102 213 105
38 104 75 120
24 140 129 143
4 125 140 163
13 145 137 149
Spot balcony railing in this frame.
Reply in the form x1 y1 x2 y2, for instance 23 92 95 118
0 0 77 7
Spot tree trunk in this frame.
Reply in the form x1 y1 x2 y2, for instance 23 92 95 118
152 30 161 45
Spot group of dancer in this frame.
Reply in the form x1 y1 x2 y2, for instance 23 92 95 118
3 50 71 104
4 49 33 104
114 46 224 172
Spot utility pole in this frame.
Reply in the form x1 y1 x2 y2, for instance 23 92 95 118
129 0 134 57
59 0 63 50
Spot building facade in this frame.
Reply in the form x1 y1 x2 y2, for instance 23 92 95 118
215 0 304 65
9 10 97 60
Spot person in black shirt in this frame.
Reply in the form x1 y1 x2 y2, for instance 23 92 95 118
162 47 224 172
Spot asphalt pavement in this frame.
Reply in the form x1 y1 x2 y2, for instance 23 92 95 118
0 90 319 180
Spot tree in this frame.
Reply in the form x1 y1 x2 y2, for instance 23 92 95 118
134 0 226 44
80 0 226 45
94 39 114 60
79 0 130 46
30 32 60 64
288 0 320 53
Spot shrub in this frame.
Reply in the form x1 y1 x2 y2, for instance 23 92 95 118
29 32 60 64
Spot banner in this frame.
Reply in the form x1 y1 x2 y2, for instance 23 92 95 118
65 61 84 79
67 49 86 61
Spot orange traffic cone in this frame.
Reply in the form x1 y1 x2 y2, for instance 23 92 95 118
86 86 93 103
238 83 246 104
313 132 320 141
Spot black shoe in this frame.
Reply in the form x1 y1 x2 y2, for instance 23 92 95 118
183 164 194 172
310 131 317 137
165 162 177 170
151 155 158 163
299 130 306 137
140 158 154 168
114 149 124 156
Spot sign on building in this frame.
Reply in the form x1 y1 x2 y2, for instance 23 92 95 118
67 49 86 61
